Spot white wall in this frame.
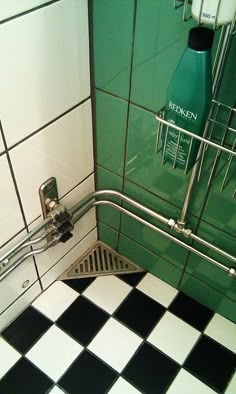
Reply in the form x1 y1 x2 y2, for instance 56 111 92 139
0 0 97 330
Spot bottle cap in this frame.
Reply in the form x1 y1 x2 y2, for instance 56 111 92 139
188 27 214 51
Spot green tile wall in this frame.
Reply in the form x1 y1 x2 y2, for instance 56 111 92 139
92 0 236 322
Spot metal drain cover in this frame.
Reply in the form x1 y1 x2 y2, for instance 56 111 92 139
59 241 144 280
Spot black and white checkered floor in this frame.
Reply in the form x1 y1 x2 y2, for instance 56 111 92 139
0 272 235 394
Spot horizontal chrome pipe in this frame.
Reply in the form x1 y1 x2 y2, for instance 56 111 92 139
0 217 52 264
70 190 170 226
71 190 236 265
1 190 235 281
190 234 236 263
0 236 59 282
72 199 235 277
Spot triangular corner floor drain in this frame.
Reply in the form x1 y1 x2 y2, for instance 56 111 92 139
59 241 144 280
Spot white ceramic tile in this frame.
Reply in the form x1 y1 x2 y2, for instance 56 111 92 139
0 136 4 153
88 317 142 373
0 1 50 21
167 369 217 394
48 386 66 394
26 325 83 381
137 272 178 307
108 377 141 394
10 101 93 224
84 275 132 314
148 311 200 364
32 174 96 277
33 281 78 321
41 228 97 290
205 313 236 353
0 155 24 246
225 372 236 394
0 337 21 379
0 0 90 147
0 281 41 332
0 256 38 315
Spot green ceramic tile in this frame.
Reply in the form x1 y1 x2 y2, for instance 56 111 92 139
93 0 134 99
125 104 208 217
217 35 236 107
201 160 236 238
186 221 236 301
96 90 128 175
180 273 236 324
98 222 118 250
131 0 196 112
118 233 182 288
120 180 198 269
97 166 123 230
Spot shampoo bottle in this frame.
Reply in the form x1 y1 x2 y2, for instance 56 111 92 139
162 27 214 171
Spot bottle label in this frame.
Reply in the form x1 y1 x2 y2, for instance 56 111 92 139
168 101 198 121
162 103 200 171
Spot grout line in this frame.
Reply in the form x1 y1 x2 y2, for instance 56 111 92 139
0 227 26 250
0 0 61 25
8 96 91 152
116 0 138 251
88 0 99 230
0 121 28 230
95 86 160 116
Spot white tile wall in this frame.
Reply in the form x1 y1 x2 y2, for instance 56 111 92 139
0 0 90 147
0 0 95 327
0 1 50 21
0 256 38 314
10 101 93 224
0 155 24 246
0 137 4 153
33 174 96 277
0 281 41 332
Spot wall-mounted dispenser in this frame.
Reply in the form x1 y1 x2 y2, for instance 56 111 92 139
191 0 236 26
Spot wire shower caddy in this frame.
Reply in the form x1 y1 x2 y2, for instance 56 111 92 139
154 1 236 198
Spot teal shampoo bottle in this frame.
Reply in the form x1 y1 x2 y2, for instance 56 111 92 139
163 27 214 171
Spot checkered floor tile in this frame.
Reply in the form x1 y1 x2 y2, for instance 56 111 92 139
0 272 235 394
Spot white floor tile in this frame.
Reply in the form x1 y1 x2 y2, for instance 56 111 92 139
225 371 236 394
26 325 83 381
205 314 236 353
48 386 66 394
147 311 200 364
108 377 141 394
83 275 132 314
88 317 142 373
137 273 178 307
0 338 21 379
32 280 78 321
167 369 217 394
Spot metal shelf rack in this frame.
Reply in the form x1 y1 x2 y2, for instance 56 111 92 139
155 100 236 198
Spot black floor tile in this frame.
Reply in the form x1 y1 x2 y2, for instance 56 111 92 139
169 292 214 331
184 335 236 393
122 342 180 394
59 350 117 394
0 358 53 394
1 306 52 353
117 272 146 287
56 296 109 346
63 277 96 293
114 289 165 337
